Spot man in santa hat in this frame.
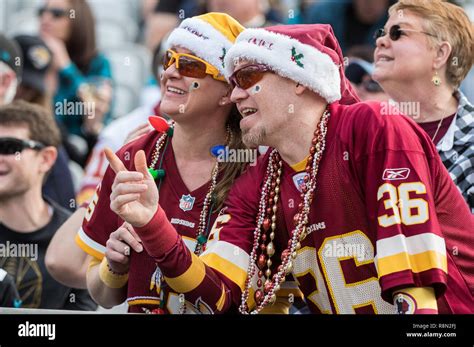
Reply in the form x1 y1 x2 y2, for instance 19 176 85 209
105 24 474 314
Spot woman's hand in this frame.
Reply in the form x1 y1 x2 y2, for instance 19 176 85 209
105 222 143 274
105 148 159 228
41 33 71 70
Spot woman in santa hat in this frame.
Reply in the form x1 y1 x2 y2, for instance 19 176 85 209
63 12 250 314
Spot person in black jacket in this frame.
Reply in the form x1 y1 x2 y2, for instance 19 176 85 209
0 101 96 310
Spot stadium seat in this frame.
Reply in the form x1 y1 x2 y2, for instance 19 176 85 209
112 83 140 119
96 19 137 48
88 0 140 23
105 44 151 91
0 1 6 32
6 0 42 13
68 159 85 194
4 8 39 36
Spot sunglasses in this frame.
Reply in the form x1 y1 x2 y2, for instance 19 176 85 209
38 7 68 19
0 138 46 155
374 24 436 41
229 64 272 90
162 49 225 82
361 79 383 93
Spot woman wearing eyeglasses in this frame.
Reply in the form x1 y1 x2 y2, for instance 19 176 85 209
39 0 113 166
372 0 474 212
79 13 255 314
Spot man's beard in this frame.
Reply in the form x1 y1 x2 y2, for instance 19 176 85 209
242 125 267 148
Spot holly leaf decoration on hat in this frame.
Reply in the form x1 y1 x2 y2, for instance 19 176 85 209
219 47 227 68
291 47 304 68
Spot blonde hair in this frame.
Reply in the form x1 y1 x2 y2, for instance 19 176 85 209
389 0 474 87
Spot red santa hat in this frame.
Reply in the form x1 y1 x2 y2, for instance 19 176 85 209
224 24 359 104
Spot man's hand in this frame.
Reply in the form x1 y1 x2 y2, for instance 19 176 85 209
105 148 159 227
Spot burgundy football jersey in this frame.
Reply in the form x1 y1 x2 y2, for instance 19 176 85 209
143 101 474 314
76 130 221 313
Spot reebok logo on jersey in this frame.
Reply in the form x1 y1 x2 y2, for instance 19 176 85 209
382 168 410 180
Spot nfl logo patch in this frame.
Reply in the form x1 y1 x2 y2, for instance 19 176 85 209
179 194 195 211
292 173 308 193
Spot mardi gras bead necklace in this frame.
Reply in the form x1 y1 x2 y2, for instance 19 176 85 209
146 116 231 313
147 116 232 254
239 109 330 314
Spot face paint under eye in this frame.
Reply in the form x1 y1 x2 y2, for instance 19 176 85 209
189 81 200 91
250 84 262 95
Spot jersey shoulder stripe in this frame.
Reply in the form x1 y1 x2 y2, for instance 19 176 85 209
163 252 206 293
75 227 106 260
375 233 447 277
200 239 249 291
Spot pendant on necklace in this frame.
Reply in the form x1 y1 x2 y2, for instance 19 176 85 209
148 168 165 180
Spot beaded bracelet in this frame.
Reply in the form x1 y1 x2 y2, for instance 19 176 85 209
98 257 129 289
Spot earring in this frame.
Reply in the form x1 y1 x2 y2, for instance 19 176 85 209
432 71 441 86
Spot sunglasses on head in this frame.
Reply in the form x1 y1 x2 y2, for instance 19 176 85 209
162 49 225 82
0 138 46 155
229 64 272 90
38 7 68 19
374 24 436 41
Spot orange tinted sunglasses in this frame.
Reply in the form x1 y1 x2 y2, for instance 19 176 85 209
162 49 225 82
229 64 272 90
